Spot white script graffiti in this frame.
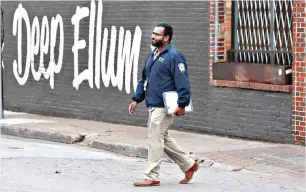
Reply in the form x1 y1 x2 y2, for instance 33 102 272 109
11 0 142 94
12 4 64 89
71 0 142 94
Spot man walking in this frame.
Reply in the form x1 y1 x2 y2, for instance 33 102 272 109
129 23 199 187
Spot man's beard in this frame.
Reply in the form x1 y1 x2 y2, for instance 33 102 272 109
152 39 164 47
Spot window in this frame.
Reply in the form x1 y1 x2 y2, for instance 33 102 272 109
229 0 293 66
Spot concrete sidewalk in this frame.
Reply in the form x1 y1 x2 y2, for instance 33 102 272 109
1 111 305 180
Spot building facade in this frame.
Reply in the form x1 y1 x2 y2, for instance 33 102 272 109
1 1 305 144
210 0 305 145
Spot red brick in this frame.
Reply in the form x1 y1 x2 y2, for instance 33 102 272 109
219 15 224 20
296 126 305 131
293 131 300 135
296 87 305 92
296 106 305 111
292 139 305 145
296 136 305 142
295 96 304 102
297 77 305 82
296 47 305 52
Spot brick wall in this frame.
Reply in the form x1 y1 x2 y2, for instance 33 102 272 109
208 0 292 143
292 1 306 145
2 1 293 143
210 0 305 145
2 1 210 128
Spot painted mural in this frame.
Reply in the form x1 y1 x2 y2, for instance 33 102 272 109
7 0 142 94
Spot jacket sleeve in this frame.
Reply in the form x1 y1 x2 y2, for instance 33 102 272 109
131 58 147 103
170 52 191 108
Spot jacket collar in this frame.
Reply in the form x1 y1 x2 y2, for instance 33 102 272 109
152 44 172 56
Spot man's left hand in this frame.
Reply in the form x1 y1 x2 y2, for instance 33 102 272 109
174 107 185 116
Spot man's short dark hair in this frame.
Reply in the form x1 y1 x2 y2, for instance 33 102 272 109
156 23 173 43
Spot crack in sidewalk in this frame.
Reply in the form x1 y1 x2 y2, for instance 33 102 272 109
72 135 86 144
72 133 100 146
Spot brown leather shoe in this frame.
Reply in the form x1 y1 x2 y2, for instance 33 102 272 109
134 179 160 187
179 161 200 184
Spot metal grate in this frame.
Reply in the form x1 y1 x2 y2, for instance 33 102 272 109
231 0 293 65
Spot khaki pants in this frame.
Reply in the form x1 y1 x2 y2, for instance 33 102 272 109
145 108 194 181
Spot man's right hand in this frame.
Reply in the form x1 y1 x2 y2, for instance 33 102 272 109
128 101 138 114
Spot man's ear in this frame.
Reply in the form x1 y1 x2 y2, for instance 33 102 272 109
164 35 170 42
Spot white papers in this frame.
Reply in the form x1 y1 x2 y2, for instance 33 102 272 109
162 91 194 115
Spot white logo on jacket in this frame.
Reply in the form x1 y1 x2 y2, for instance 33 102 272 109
158 57 164 62
178 63 185 72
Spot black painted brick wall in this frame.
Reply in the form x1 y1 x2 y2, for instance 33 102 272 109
1 1 292 143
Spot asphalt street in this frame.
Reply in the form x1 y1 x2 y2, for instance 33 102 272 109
1 135 305 192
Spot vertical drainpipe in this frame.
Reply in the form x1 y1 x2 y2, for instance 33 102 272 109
214 1 219 62
0 7 3 119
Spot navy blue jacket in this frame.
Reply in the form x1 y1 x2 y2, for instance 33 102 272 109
132 44 191 108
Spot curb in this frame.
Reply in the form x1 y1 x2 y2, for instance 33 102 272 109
1 125 242 171
1 125 82 144
91 141 148 158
